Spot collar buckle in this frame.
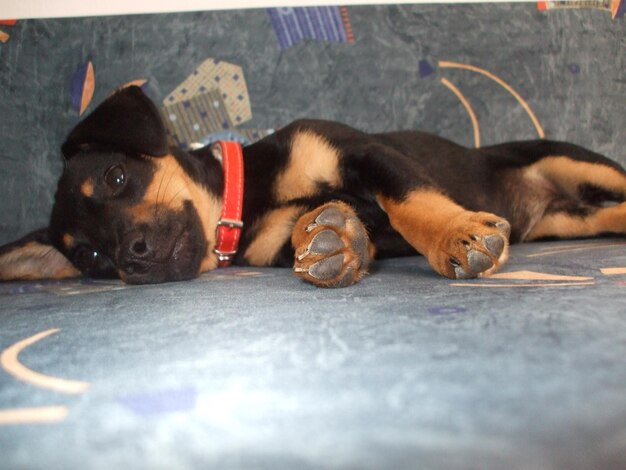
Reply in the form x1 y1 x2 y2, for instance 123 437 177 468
213 248 238 263
217 218 244 229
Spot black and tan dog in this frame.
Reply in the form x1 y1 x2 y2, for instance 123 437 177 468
1 86 625 287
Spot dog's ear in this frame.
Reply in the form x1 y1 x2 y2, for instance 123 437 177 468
0 229 80 281
62 85 169 158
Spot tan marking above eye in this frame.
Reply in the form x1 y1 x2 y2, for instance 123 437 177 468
62 233 75 250
80 178 94 197
124 155 222 272
274 130 342 203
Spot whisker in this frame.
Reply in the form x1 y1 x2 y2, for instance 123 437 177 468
166 186 186 207
161 169 177 206
154 169 179 224
154 172 167 220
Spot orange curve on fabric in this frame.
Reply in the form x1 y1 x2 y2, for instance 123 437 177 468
490 270 593 281
440 78 481 148
451 281 595 288
600 267 626 275
0 328 90 394
0 406 68 425
439 60 545 139
527 242 626 258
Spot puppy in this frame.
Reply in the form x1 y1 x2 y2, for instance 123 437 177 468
1 86 625 287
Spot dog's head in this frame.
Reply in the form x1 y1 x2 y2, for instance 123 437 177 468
0 86 224 284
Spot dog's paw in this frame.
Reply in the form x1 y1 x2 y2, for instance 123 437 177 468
428 211 511 279
292 202 373 287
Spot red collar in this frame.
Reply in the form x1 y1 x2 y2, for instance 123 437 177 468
211 141 244 267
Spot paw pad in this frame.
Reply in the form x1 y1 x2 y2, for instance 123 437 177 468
307 253 345 280
306 207 346 231
298 229 345 261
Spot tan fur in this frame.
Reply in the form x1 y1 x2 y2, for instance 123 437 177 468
0 242 80 280
62 233 75 250
274 131 342 203
377 190 466 258
527 202 626 240
529 156 626 197
377 190 509 278
80 178 94 197
513 166 556 241
125 154 222 273
244 206 306 266
523 156 626 240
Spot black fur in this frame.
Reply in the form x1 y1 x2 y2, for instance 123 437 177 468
1 86 625 285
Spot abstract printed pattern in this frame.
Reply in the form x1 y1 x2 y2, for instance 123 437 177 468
70 60 95 115
163 58 251 126
161 89 233 147
160 58 271 149
0 20 16 43
537 0 624 18
267 7 354 50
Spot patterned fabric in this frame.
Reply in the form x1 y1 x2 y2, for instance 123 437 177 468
70 61 95 115
537 0 624 18
163 58 251 126
161 90 232 149
0 20 16 43
160 58 254 149
267 7 354 50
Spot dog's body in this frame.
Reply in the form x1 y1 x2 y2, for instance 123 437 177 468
1 86 626 286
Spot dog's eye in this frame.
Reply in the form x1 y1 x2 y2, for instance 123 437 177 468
105 165 126 189
74 246 100 270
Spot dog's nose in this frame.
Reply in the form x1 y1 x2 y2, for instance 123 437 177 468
119 230 155 276
121 230 153 259
130 238 149 257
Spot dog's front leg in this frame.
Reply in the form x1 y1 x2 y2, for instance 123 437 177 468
291 201 375 287
378 190 511 279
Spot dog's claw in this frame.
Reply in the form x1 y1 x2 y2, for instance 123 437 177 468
489 220 511 237
306 207 347 232
454 266 472 279
314 207 347 229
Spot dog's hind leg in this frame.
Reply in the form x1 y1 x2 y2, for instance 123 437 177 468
292 201 375 287
523 156 626 240
377 190 511 279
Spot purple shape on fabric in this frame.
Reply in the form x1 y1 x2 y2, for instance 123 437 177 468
419 59 435 78
118 387 197 415
568 63 581 75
